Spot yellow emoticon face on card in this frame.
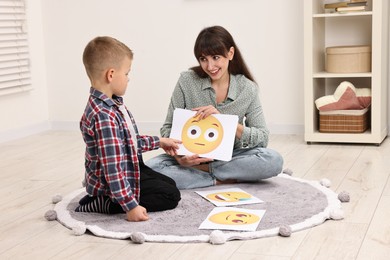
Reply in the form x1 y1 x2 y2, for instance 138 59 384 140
209 210 260 225
181 115 224 154
206 191 252 203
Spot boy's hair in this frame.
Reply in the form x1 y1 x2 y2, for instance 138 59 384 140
191 25 255 82
83 36 133 81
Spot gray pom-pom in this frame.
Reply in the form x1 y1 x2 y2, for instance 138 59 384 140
330 208 344 220
130 232 145 244
319 178 331 188
44 210 57 221
279 225 292 237
52 194 62 204
81 179 86 187
209 230 226 245
282 168 293 176
72 222 86 236
338 191 350 202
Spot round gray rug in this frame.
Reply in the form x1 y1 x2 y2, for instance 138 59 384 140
54 174 343 243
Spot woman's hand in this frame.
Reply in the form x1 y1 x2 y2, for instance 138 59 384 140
175 154 213 167
160 137 182 156
192 105 220 120
192 105 243 139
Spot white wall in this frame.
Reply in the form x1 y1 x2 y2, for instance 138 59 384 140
0 0 49 142
1 0 305 142
41 0 305 134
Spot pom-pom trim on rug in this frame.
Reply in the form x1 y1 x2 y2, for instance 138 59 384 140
53 173 344 244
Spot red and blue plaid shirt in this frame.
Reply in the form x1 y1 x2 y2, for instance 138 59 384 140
80 88 160 212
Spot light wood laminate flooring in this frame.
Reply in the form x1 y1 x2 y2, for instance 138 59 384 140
0 131 389 260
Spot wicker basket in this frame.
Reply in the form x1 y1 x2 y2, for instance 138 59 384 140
319 107 370 133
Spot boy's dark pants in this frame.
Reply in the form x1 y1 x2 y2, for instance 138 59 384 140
138 163 181 212
78 163 181 214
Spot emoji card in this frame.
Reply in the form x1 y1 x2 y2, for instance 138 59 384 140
170 108 238 161
199 207 266 231
195 188 263 206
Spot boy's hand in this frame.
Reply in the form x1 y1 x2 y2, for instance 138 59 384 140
160 137 182 156
126 205 149 222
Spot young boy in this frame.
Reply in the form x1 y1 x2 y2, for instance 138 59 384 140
76 36 181 222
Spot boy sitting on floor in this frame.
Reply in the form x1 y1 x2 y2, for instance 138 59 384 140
76 36 181 221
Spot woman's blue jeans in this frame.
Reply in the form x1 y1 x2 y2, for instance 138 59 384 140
145 146 283 189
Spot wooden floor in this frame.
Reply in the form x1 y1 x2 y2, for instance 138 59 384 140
0 131 389 260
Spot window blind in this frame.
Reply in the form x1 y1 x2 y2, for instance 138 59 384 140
0 0 31 96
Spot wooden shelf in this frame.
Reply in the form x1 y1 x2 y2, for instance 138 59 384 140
313 72 372 78
303 0 388 145
313 11 372 18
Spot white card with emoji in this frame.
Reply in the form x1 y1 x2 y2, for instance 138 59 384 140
195 188 263 207
169 108 238 161
198 207 265 231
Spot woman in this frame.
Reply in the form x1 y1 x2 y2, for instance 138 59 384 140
146 25 283 189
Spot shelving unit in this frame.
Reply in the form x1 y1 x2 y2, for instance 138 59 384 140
303 0 389 145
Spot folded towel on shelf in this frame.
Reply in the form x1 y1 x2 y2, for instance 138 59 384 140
315 81 371 111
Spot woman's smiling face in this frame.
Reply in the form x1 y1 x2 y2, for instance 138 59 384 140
198 47 234 82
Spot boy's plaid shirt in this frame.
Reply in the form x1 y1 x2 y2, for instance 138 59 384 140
80 88 160 212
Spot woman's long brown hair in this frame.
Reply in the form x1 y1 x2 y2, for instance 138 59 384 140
191 25 255 82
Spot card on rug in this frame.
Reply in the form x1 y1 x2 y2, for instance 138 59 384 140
199 207 266 231
54 175 343 243
169 108 238 161
195 188 263 206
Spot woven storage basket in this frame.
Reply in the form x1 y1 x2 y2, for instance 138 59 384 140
319 107 370 133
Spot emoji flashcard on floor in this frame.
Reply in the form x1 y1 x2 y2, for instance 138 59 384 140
199 207 266 231
170 108 238 161
195 188 263 206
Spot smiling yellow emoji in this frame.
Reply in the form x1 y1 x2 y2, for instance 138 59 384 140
181 115 224 154
209 210 260 225
206 191 252 203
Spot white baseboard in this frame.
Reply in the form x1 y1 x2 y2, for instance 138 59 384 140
268 124 304 135
50 121 79 131
0 120 306 144
137 122 305 135
0 121 51 143
50 121 163 135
